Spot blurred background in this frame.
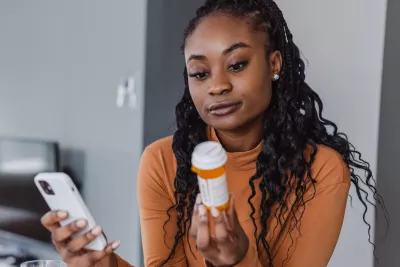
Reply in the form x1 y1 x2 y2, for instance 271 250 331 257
0 0 398 267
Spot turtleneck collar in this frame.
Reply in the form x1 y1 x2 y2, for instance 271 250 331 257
207 127 263 171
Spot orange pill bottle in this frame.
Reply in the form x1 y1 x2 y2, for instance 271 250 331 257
191 141 229 211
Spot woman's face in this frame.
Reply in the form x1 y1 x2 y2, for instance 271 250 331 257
184 13 282 132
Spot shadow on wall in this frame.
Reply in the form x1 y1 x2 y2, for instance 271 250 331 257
375 0 400 266
143 0 206 146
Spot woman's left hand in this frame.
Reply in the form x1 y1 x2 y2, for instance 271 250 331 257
190 194 249 267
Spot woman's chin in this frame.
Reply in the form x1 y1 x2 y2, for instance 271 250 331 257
207 117 246 133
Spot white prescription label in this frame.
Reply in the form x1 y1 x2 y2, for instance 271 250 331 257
197 174 229 207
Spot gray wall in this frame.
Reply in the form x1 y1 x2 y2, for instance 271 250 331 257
143 0 204 147
375 0 400 265
0 1 147 265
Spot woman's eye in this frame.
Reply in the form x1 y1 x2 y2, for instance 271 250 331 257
188 72 208 80
229 61 248 72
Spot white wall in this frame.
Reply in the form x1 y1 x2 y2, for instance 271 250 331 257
0 1 68 141
0 1 147 265
277 0 387 266
60 1 147 265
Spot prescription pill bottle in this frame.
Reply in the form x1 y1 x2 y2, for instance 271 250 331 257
191 141 229 211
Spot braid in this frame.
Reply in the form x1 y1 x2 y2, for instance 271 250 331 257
160 0 387 266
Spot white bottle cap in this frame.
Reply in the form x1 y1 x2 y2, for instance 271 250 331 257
192 141 227 170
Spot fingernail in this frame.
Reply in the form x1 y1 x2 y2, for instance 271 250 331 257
91 226 102 235
76 219 87 228
211 207 220 218
199 205 206 216
112 240 120 249
198 205 208 222
57 211 67 218
196 194 202 204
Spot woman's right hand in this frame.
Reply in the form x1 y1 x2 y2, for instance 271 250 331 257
41 210 121 267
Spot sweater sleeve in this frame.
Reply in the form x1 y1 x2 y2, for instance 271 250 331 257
136 146 188 266
233 243 264 267
270 181 350 267
115 253 134 267
271 155 351 267
115 146 187 267
236 153 350 267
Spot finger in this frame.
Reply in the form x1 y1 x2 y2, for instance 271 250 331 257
190 194 202 239
196 204 210 251
195 193 202 212
225 194 245 241
52 219 87 243
84 241 121 265
41 210 68 231
211 207 229 243
227 193 235 216
65 226 103 253
226 193 238 229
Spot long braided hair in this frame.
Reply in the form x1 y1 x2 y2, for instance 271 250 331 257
161 0 387 266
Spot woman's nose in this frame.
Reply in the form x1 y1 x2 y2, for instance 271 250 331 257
207 73 233 96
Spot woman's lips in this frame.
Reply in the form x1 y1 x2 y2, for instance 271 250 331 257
208 101 242 116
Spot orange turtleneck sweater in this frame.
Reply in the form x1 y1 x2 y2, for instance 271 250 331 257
115 128 350 267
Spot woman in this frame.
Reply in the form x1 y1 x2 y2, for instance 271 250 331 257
41 0 384 266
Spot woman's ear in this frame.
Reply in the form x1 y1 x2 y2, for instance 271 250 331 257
269 50 282 81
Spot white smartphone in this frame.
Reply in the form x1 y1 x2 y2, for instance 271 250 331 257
34 172 107 251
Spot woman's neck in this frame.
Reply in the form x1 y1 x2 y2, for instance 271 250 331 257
215 120 263 152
